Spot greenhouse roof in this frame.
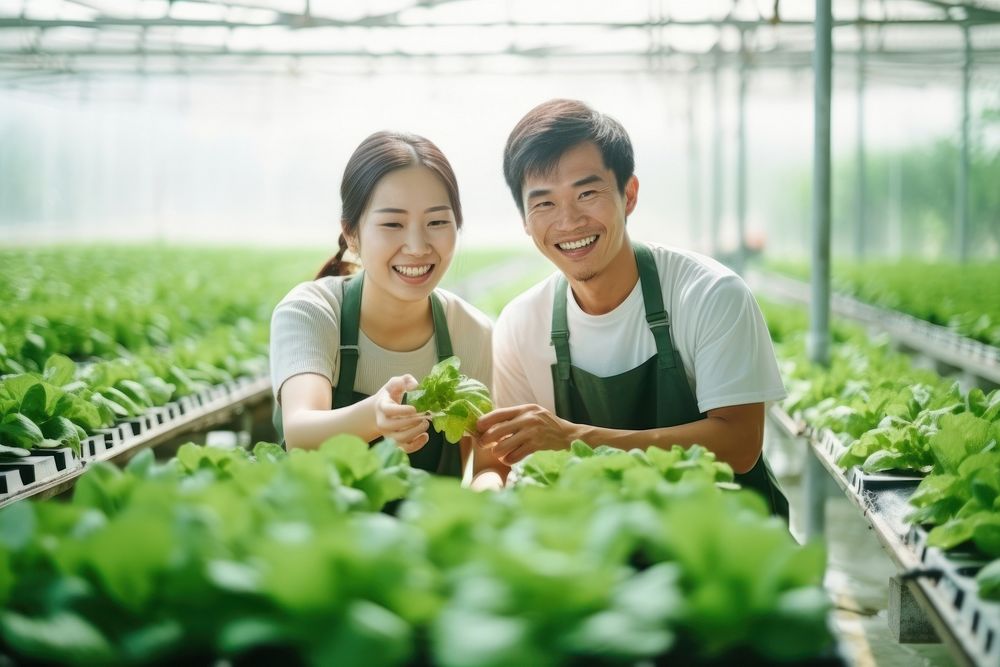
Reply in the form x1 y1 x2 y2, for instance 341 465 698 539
1 0 999 79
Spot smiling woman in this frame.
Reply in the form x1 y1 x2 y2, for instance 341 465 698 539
268 131 504 487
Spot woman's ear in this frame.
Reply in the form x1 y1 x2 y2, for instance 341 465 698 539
342 226 359 254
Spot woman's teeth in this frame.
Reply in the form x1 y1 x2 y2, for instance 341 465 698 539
394 264 432 277
557 235 598 251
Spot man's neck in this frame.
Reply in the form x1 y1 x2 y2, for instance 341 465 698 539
568 240 639 316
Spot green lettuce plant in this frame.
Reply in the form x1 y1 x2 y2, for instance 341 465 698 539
404 357 492 444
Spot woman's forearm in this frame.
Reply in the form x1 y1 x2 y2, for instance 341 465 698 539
470 435 510 490
283 394 380 450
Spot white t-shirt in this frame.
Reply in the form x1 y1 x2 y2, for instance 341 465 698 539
270 276 493 402
493 243 786 414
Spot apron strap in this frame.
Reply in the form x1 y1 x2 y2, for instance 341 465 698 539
333 273 363 409
429 291 453 361
550 276 575 418
633 242 677 371
336 276 453 407
550 276 572 382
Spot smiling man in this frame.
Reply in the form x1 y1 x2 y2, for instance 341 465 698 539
477 99 789 516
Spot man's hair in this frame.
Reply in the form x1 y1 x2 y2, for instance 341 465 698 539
502 99 635 217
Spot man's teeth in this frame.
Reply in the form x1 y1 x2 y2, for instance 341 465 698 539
394 265 432 278
557 235 598 251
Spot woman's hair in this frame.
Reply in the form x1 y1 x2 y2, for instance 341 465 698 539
316 131 463 279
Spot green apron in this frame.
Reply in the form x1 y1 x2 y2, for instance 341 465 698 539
550 242 789 518
274 272 462 477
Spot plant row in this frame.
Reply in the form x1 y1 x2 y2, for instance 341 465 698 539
0 439 833 667
765 259 1000 347
761 300 1000 603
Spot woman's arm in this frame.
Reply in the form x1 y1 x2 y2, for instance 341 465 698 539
467 433 508 491
280 373 430 451
280 373 379 449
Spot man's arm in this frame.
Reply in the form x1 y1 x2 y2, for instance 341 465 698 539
477 402 764 473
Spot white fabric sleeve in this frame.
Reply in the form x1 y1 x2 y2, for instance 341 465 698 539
269 298 338 403
690 275 787 412
492 308 537 409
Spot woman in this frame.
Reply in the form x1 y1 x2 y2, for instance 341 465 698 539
270 131 504 489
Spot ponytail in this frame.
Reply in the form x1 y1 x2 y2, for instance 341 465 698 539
315 233 360 279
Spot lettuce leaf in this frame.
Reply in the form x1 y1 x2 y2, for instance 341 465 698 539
404 357 493 445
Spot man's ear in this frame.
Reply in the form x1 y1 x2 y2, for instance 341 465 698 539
624 175 639 216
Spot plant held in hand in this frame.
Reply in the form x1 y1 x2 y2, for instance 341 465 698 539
404 357 492 444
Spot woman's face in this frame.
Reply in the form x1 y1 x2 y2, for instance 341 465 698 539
351 165 458 306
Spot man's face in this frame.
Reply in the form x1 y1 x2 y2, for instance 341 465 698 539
521 141 637 284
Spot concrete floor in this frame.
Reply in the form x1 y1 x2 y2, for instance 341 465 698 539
766 423 958 667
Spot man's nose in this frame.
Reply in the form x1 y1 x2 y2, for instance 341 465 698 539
554 200 585 230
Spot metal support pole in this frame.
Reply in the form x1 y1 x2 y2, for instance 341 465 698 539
711 54 724 258
687 74 702 252
806 0 833 542
855 2 867 260
957 24 971 263
736 37 748 274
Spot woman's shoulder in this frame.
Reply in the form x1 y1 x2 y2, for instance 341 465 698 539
433 287 494 334
275 276 347 312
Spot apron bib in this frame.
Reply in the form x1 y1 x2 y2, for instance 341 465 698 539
550 242 788 518
274 272 462 477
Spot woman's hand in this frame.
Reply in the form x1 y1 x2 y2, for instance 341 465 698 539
374 374 430 453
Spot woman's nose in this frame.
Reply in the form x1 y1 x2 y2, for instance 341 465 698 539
403 226 431 255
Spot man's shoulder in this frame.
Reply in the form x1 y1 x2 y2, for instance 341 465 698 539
495 271 560 330
646 242 735 281
644 242 746 300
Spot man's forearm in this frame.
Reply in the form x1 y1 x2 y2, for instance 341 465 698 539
574 413 762 474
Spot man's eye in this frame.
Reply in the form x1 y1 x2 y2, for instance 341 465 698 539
579 190 596 199
533 201 553 210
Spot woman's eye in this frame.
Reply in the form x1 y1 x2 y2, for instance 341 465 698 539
380 222 403 229
429 220 451 227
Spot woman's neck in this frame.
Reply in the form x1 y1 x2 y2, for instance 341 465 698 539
359 280 434 352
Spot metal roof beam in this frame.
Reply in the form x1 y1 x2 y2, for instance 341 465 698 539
906 0 1000 21
2 46 998 58
3 16 1000 29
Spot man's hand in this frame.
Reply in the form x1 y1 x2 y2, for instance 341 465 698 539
476 404 581 466
374 375 429 453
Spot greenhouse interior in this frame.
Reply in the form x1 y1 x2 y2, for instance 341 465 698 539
1 0 1000 665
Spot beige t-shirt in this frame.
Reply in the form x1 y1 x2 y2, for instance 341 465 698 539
270 276 493 403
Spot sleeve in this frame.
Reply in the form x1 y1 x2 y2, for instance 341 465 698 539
452 302 495 395
690 276 787 413
269 297 338 403
492 307 536 409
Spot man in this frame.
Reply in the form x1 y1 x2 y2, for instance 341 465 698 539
476 98 788 516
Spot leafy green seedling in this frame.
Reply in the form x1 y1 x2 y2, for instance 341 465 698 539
404 357 493 444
